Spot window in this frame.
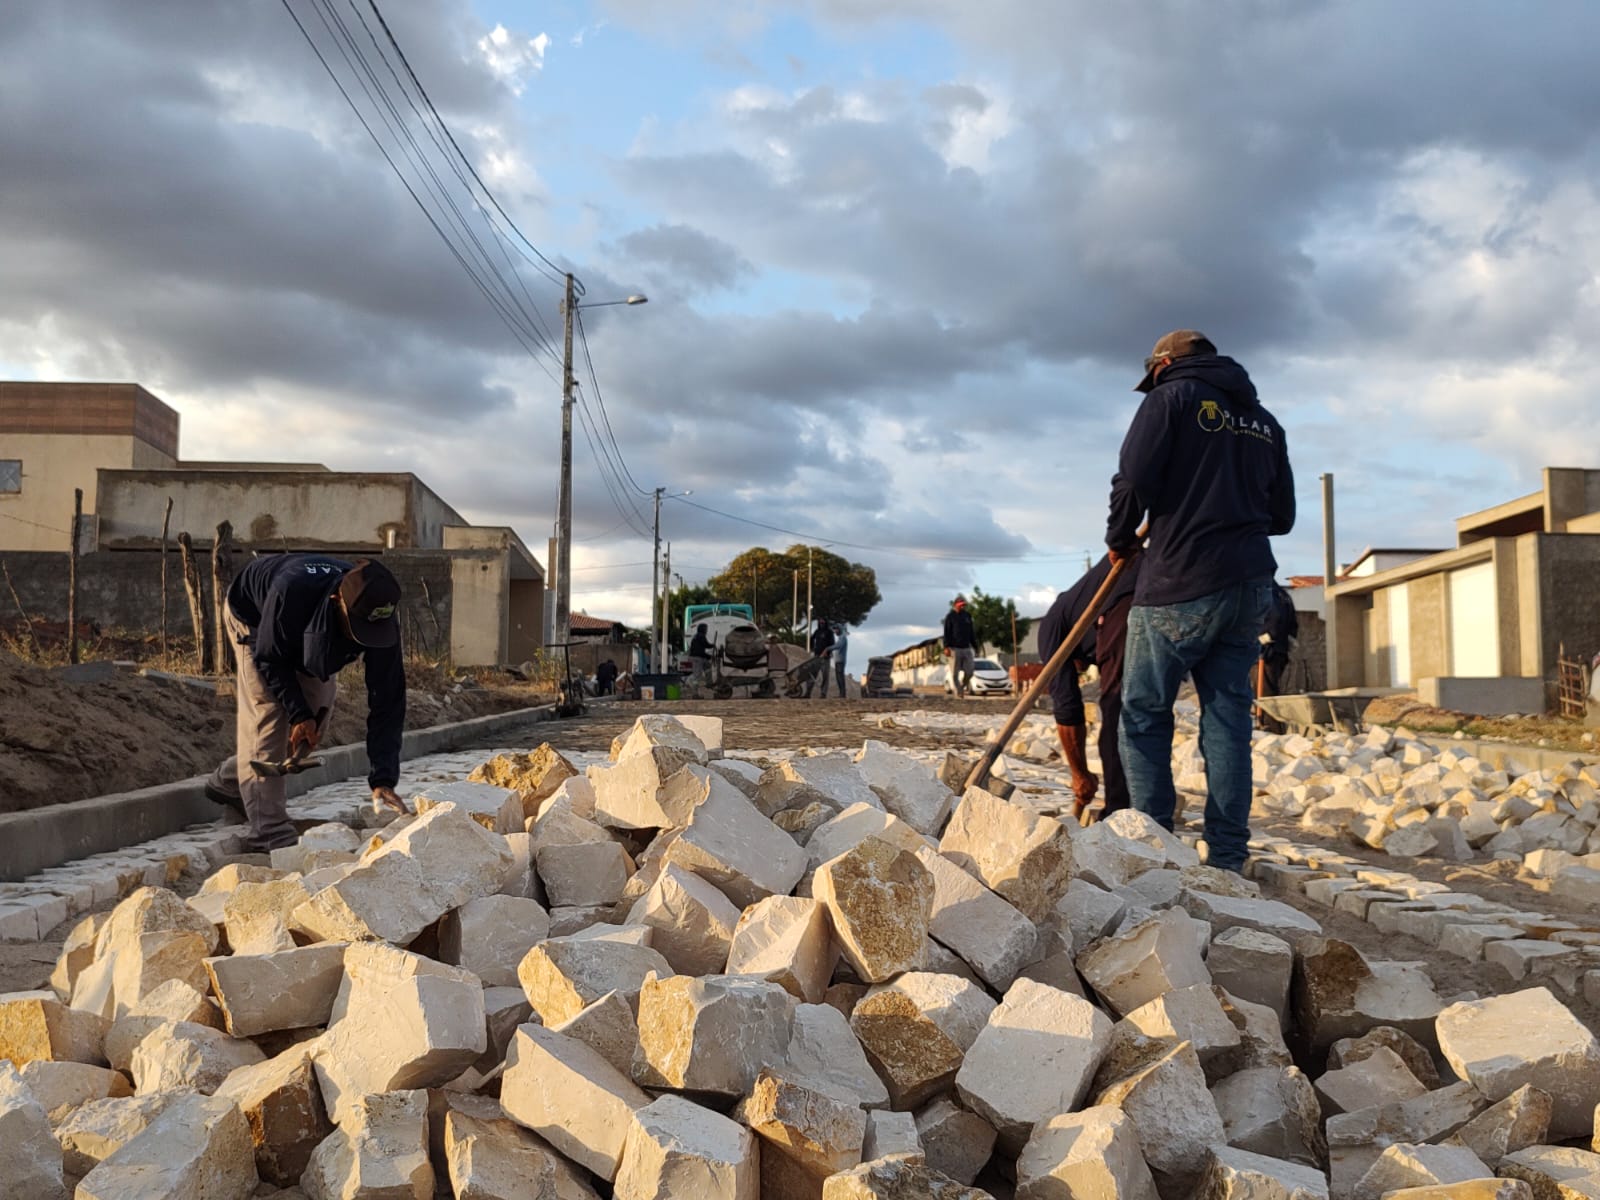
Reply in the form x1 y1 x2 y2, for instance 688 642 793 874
0 460 19 494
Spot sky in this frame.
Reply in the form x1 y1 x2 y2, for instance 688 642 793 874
3 1 1599 662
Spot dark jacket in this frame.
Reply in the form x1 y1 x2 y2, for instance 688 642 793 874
227 554 405 790
1106 355 1295 607
810 624 835 657
689 629 713 659
1037 555 1141 725
1261 583 1299 664
942 608 978 651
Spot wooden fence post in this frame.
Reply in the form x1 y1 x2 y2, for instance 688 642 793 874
211 521 235 675
159 496 173 660
1 559 43 661
178 532 213 674
67 488 83 665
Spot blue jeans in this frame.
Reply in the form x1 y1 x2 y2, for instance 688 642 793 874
1119 580 1272 870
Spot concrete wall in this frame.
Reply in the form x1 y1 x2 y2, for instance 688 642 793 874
0 548 456 659
1407 574 1449 683
1417 676 1545 717
1535 533 1600 706
96 471 469 552
0 434 175 552
450 549 509 666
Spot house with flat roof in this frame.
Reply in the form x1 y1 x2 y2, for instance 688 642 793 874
0 381 544 666
1326 468 1600 714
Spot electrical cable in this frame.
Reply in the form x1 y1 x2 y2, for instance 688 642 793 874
365 0 573 292
345 0 566 357
313 0 562 370
280 0 561 382
575 311 651 498
573 392 652 538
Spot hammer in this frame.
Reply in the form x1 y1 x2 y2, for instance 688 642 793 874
251 707 329 777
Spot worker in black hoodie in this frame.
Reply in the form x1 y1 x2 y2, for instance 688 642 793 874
1106 330 1295 872
205 554 407 851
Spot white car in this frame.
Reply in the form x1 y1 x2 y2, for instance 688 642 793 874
946 657 1012 696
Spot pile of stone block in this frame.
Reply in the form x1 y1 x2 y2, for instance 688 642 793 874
3 712 1600 1199
1247 727 1600 870
993 704 1600 876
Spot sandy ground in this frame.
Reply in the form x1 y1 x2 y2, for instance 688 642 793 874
0 650 541 814
0 695 1000 994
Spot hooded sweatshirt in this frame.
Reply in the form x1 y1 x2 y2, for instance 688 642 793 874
226 553 406 790
1106 354 1295 607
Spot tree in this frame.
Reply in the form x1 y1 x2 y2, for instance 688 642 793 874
707 545 881 629
967 586 1032 658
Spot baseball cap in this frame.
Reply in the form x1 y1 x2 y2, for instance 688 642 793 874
338 559 402 648
1135 329 1216 393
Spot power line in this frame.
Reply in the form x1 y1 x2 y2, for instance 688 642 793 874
663 495 1085 563
574 391 652 538
364 0 572 291
280 0 562 382
349 0 566 355
576 311 650 498
312 0 563 369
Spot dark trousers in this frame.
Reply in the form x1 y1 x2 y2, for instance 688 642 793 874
1096 594 1133 817
1258 654 1289 732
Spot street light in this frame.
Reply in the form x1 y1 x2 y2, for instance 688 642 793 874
554 277 649 652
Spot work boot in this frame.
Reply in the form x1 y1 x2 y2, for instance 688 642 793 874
204 781 247 821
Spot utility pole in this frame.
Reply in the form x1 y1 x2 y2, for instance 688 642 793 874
554 272 577 654
791 570 798 635
651 486 664 673
660 543 671 671
805 546 814 643
1321 473 1339 689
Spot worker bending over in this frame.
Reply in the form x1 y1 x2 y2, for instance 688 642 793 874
206 554 408 851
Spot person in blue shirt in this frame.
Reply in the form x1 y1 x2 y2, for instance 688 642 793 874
205 554 408 851
1106 330 1295 872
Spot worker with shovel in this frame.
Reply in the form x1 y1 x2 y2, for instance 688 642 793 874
1037 553 1142 824
205 554 408 851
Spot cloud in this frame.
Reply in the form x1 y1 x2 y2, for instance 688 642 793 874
478 25 550 94
6 0 1600 663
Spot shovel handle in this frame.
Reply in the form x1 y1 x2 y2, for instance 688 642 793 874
963 548 1139 794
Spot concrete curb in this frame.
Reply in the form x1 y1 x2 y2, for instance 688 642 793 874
1414 733 1600 777
0 703 558 883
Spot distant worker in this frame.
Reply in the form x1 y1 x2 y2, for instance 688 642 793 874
595 658 618 696
1256 583 1299 732
809 618 836 698
1036 554 1143 824
831 622 850 699
1106 329 1295 874
688 623 714 682
205 554 408 852
943 595 979 699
